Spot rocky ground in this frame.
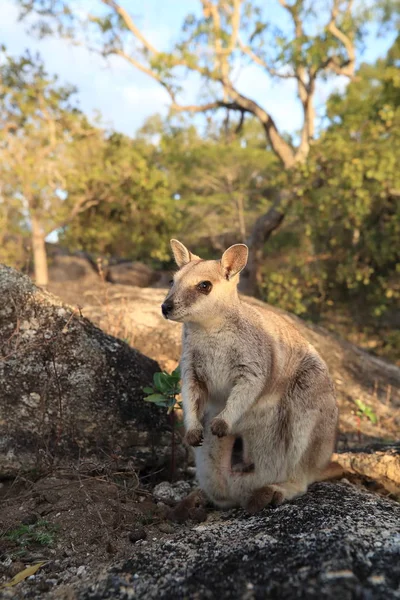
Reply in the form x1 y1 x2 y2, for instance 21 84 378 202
1 480 399 599
1 268 399 598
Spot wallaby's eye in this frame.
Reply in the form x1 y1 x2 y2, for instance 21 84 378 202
169 279 174 287
197 280 212 294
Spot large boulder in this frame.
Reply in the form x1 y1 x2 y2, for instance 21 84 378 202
0 265 171 477
106 261 159 287
48 254 99 283
81 482 400 599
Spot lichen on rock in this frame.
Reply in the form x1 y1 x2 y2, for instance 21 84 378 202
81 482 400 600
0 264 170 476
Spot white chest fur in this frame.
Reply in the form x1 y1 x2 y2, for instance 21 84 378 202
188 327 237 407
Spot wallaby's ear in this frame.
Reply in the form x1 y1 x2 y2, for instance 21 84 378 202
221 244 248 280
170 239 201 268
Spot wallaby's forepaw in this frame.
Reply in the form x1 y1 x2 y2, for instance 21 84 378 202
245 486 285 514
231 461 255 474
184 427 204 447
210 417 229 437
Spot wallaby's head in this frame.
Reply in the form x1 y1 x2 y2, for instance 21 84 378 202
161 239 248 323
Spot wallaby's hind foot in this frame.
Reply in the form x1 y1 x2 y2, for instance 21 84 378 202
245 480 308 514
245 485 284 514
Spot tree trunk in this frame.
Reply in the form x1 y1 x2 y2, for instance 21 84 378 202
234 192 246 240
239 203 285 296
31 213 49 287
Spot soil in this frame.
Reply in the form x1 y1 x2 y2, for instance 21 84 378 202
0 468 201 599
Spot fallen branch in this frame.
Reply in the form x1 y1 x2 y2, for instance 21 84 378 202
332 443 400 495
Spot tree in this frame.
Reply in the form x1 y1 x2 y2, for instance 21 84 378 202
18 0 393 293
0 197 28 271
18 0 363 165
300 36 400 316
0 52 105 285
60 133 177 263
257 36 400 360
136 114 280 257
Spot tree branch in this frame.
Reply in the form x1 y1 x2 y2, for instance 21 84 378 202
237 37 295 78
111 49 167 86
101 0 159 55
326 0 356 78
221 82 296 169
171 100 246 114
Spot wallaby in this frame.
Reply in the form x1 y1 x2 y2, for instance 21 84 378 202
162 239 338 513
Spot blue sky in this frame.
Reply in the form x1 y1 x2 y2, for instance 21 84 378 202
1 0 396 138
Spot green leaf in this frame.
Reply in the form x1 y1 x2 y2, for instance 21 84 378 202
142 387 154 394
144 393 167 404
171 365 181 379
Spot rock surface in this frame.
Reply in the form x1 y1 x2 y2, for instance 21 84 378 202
0 265 170 476
106 261 159 288
81 482 400 599
153 480 192 505
48 254 99 283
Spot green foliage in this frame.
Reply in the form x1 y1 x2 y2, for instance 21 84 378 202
0 202 29 270
60 133 177 263
143 366 181 415
258 38 400 361
297 42 399 316
136 114 279 252
0 50 106 273
354 399 378 425
4 519 58 553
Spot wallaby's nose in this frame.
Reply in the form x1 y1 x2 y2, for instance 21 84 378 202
161 300 174 318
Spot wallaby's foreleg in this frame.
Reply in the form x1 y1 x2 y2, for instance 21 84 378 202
181 367 207 447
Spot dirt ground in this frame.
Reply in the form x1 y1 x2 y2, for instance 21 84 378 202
0 464 206 599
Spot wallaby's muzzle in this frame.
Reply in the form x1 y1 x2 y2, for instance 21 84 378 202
161 299 174 318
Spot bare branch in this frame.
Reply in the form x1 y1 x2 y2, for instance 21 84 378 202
237 37 295 78
101 0 159 55
227 0 241 53
171 100 246 114
326 0 356 78
111 49 165 86
222 82 296 168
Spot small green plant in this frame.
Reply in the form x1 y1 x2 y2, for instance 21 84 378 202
4 519 58 551
354 398 378 424
143 366 181 414
143 366 182 480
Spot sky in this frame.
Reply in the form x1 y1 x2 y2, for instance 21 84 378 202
0 0 396 139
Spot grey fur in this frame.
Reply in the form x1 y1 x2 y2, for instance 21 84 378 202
165 240 338 512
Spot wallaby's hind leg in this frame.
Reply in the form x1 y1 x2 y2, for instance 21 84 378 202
245 480 308 514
